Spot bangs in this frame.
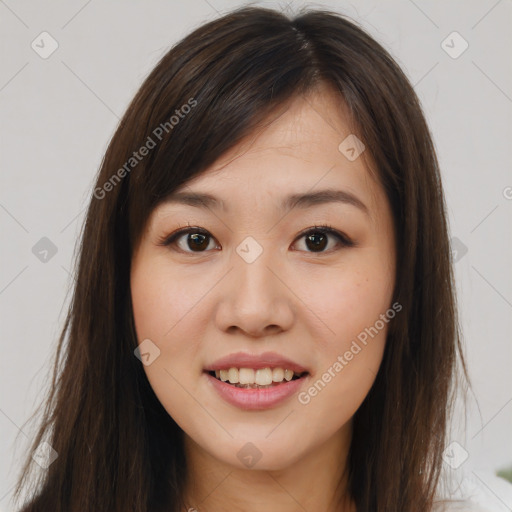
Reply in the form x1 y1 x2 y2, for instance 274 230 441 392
124 10 321 250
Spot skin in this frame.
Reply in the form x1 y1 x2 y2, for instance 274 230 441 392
130 83 396 512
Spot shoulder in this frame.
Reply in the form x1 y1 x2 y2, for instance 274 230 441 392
434 470 512 512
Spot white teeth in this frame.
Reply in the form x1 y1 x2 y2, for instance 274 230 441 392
239 368 255 384
255 368 273 386
272 368 284 382
211 367 304 385
228 367 239 384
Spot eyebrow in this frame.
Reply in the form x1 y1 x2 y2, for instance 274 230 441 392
163 189 369 215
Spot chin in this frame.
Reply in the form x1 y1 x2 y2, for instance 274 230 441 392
205 435 307 472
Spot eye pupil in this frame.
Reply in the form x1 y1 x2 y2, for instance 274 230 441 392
188 233 208 251
306 232 327 252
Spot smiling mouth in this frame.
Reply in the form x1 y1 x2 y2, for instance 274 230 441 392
206 368 308 389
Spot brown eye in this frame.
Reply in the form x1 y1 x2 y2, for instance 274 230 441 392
158 224 354 255
183 232 211 251
293 225 354 253
160 227 219 253
304 231 329 252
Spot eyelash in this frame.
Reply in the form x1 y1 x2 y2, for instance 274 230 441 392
157 223 356 255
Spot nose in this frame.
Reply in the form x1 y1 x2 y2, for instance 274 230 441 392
214 243 295 338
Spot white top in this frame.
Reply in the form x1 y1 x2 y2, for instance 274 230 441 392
433 470 512 512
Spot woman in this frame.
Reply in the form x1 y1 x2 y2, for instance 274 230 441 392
13 6 476 511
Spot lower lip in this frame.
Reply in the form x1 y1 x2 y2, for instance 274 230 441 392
204 372 308 410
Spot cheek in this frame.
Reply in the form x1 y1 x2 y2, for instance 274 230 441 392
299 255 394 346
131 259 210 434
294 251 393 414
296 283 391 440
131 257 205 342
130 257 202 382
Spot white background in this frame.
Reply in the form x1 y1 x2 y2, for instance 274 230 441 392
1 1 511 511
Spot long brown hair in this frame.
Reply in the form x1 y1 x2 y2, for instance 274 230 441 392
13 6 469 511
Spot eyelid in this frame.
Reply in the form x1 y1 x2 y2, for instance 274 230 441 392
157 224 355 253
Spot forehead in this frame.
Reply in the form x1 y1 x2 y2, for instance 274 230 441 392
153 85 384 224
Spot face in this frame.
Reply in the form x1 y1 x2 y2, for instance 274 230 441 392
130 84 396 472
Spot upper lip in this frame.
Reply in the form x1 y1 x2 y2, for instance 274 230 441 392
204 351 309 373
